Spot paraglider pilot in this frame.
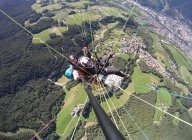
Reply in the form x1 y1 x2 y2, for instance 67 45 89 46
65 47 129 81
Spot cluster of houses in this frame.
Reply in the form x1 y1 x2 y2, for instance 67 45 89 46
139 50 171 78
96 36 173 81
153 102 169 125
71 105 83 117
118 37 168 77
119 38 147 55
150 82 158 90
115 37 174 79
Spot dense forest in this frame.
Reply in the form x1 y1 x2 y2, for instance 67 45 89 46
0 79 65 138
100 16 138 29
0 0 74 139
27 18 58 34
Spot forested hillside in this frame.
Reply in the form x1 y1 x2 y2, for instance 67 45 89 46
137 0 192 24
0 0 85 95
0 0 76 139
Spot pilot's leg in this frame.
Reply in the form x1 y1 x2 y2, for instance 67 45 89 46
104 66 129 77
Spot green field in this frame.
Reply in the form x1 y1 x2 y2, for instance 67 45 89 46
53 11 69 21
154 52 166 68
103 38 121 45
33 28 51 43
166 44 191 69
32 3 61 13
190 111 192 120
66 12 100 25
134 17 148 25
107 22 119 28
150 33 176 69
98 91 131 116
56 80 133 139
31 3 41 12
150 32 162 51
112 29 127 38
32 27 67 43
56 84 87 138
179 66 192 87
117 53 130 60
65 1 93 8
154 88 172 122
131 66 160 93
176 99 186 109
92 6 125 18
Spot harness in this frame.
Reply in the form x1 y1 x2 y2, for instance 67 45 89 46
79 57 94 68
78 57 97 75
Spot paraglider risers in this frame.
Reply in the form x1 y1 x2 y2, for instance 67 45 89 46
82 79 125 140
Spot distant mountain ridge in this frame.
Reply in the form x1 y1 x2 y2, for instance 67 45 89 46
137 0 192 25
167 0 192 20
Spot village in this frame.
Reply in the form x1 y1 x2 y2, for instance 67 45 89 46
120 37 172 78
101 37 173 78
125 0 192 59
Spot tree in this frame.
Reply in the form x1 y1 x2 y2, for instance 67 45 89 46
82 102 92 118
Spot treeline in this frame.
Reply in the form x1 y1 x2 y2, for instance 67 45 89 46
119 54 139 90
166 68 192 94
161 45 192 93
180 98 192 109
0 1 66 139
99 16 138 29
45 24 86 55
82 102 92 119
65 81 79 91
86 125 104 140
162 44 178 69
111 57 127 71
0 131 34 140
166 96 192 139
159 78 192 102
28 12 42 23
159 79 182 93
66 0 80 2
0 78 65 139
138 60 164 81
27 18 58 34
138 29 156 58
